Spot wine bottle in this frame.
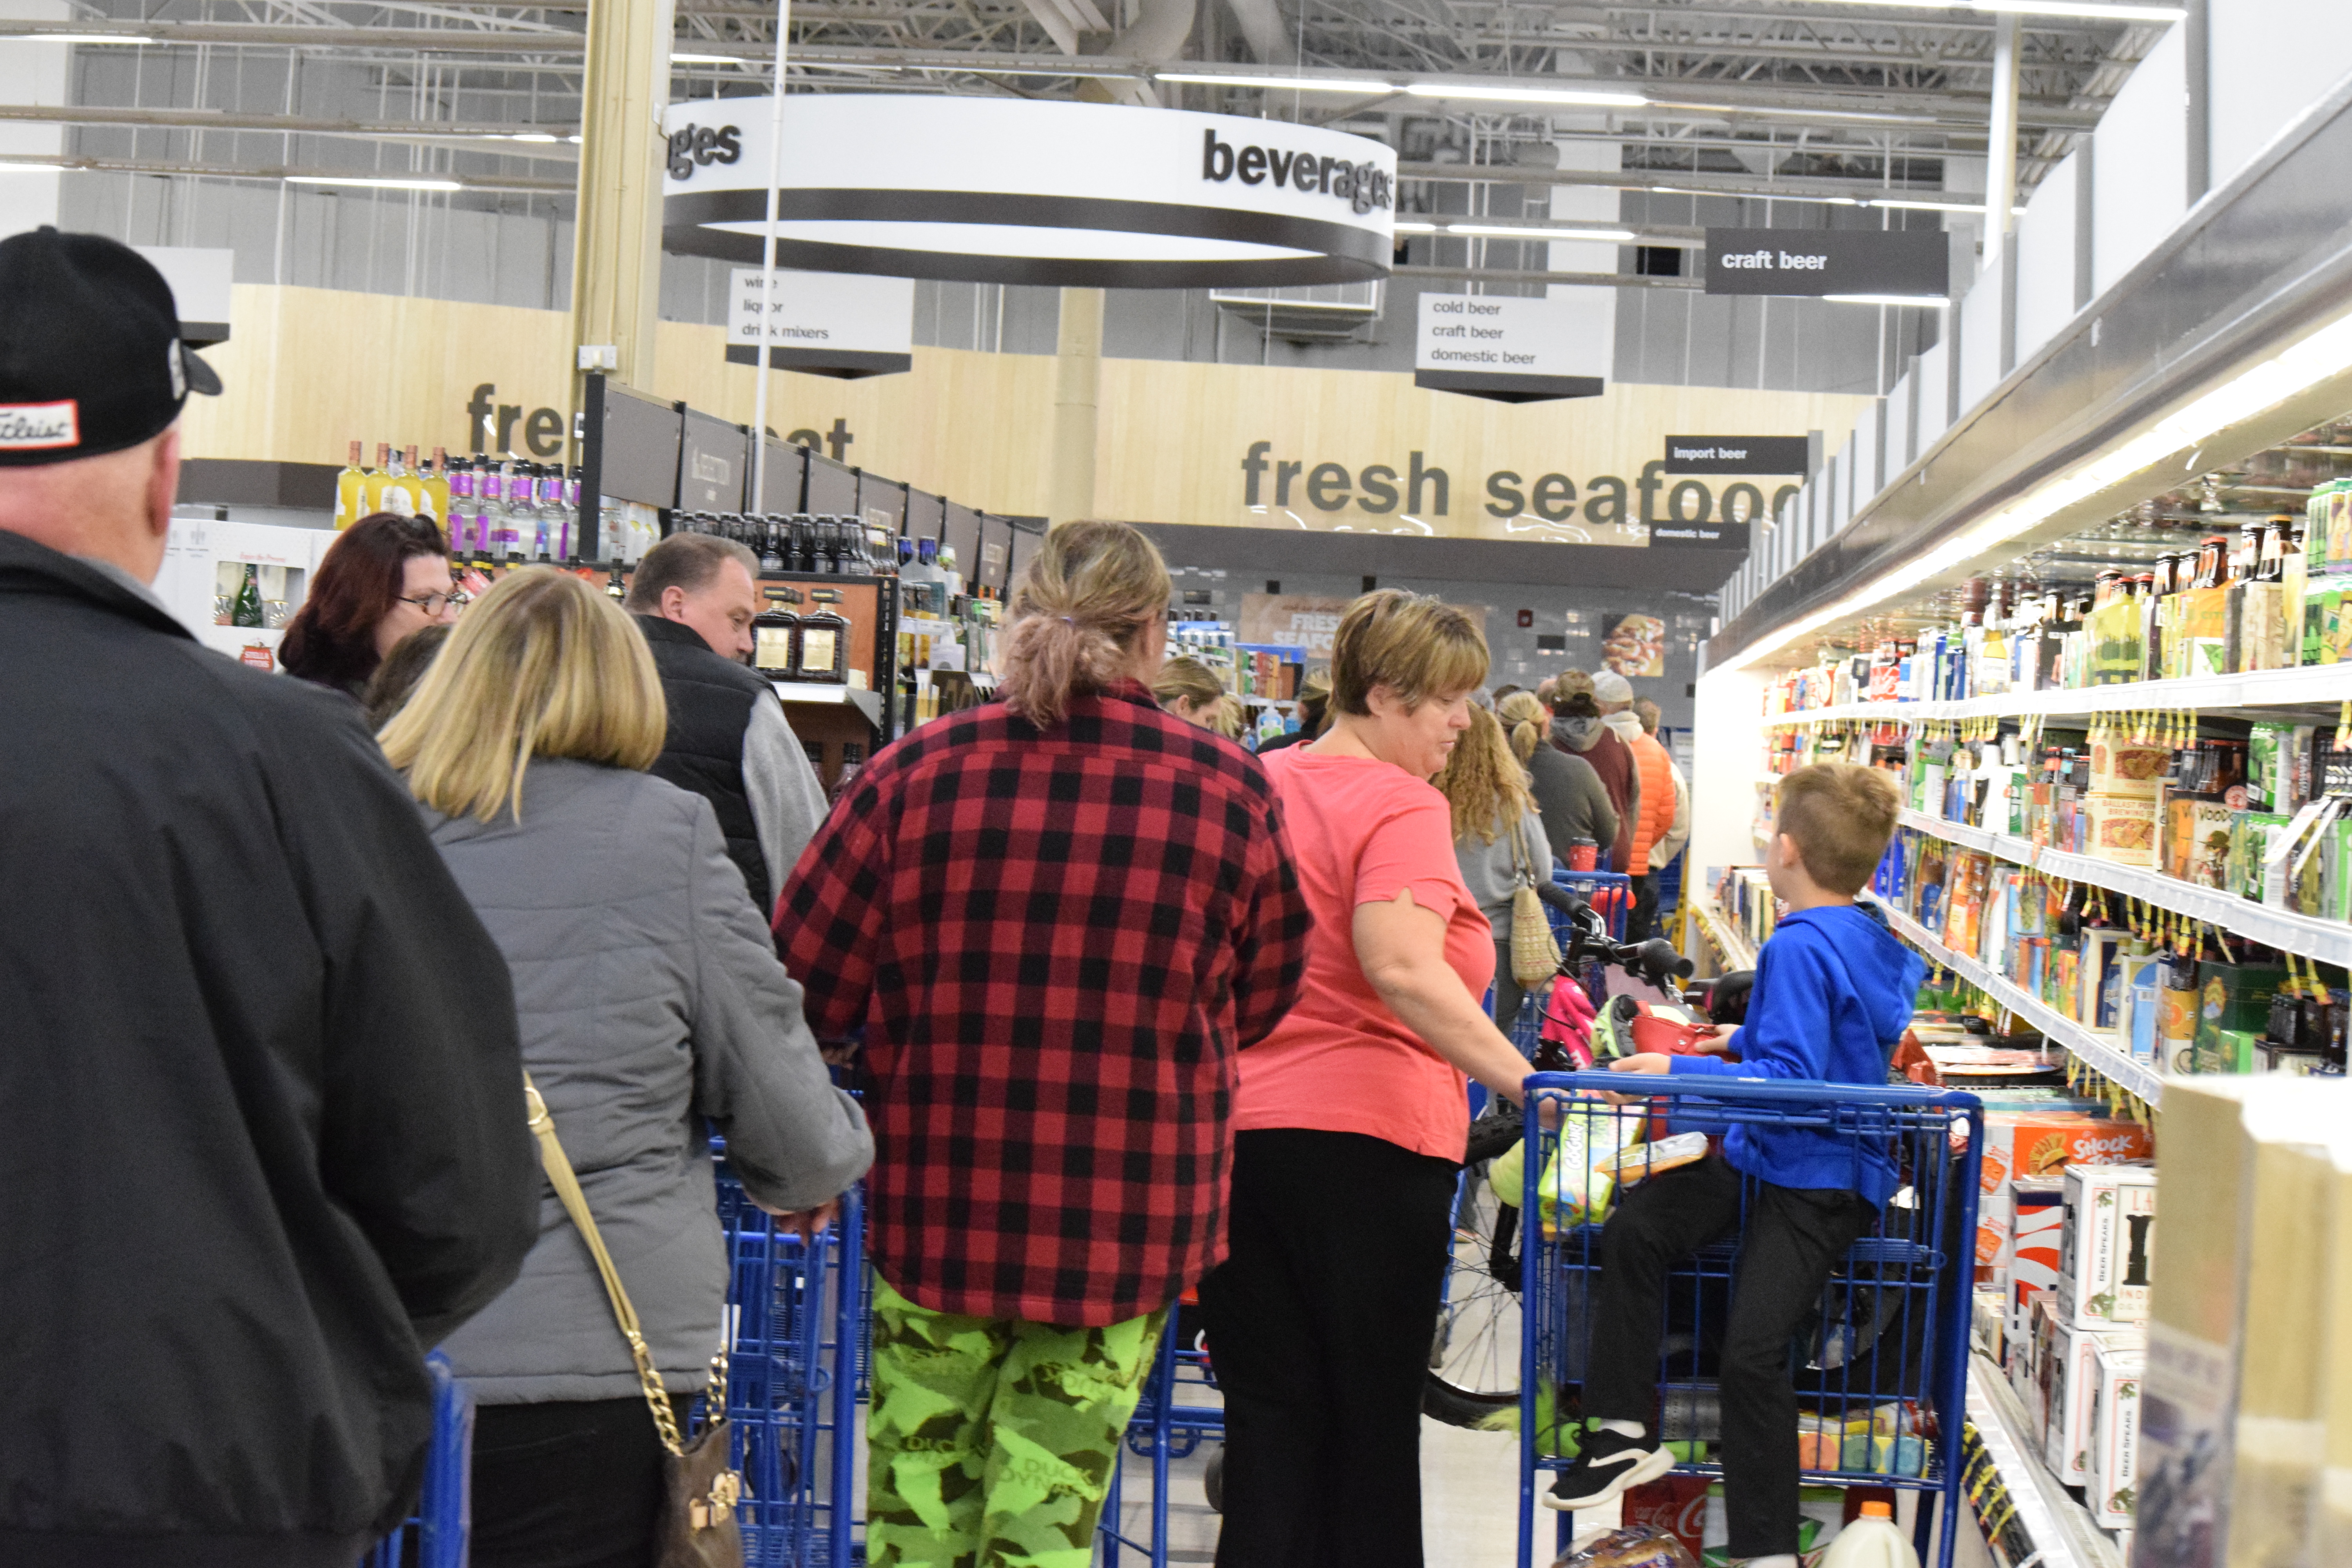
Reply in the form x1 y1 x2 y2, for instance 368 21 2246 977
230 563 265 628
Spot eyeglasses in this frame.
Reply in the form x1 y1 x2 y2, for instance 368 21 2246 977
397 590 470 616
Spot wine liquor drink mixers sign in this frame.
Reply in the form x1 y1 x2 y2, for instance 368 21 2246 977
725 269 915 379
661 96 1398 288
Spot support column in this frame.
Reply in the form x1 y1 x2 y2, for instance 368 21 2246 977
1048 287 1103 526
568 0 677 432
1984 13 2021 260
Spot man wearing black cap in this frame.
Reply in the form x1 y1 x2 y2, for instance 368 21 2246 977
0 229 538 1566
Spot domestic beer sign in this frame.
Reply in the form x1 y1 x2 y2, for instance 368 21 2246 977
1702 227 1948 299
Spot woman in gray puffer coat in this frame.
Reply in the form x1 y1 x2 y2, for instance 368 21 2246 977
378 567 873 1568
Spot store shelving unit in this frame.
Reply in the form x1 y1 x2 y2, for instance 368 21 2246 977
1688 891 1758 973
1878 904 2164 1105
1758 664 2347 730
1964 1357 2125 1568
769 681 884 729
1896 808 2352 967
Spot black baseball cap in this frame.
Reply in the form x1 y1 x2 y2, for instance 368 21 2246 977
0 226 221 468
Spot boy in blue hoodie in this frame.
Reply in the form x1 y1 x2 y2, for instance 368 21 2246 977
1546 763 1924 1568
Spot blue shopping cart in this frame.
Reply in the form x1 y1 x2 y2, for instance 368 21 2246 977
1098 1303 1226 1568
716 1167 868 1568
1514 1073 1983 1568
360 1353 472 1568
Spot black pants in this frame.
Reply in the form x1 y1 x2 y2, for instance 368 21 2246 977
470 1396 686 1568
1629 871 1660 943
1196 1129 1460 1568
1582 1155 1874 1559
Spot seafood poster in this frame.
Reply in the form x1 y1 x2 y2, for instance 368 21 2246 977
1601 613 1666 679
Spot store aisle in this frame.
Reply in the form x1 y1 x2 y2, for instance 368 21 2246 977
1102 1415 1613 1567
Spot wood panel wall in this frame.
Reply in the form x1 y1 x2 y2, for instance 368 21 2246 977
180 283 1875 542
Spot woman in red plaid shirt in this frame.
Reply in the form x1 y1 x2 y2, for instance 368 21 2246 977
773 521 1310 1568
1198 590 1537 1568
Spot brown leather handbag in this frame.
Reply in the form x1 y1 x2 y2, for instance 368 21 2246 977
524 1077 745 1568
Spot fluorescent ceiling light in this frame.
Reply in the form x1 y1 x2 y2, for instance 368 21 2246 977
14 32 154 44
1866 196 2029 215
1403 83 1648 108
1156 71 1388 93
1824 293 1951 308
670 52 744 63
1970 0 2185 20
1448 222 1636 241
288 174 464 191
1651 183 1862 205
1392 220 1438 233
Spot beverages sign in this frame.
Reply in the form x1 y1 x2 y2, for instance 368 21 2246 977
662 96 1396 289
1702 227 1948 299
724 268 914 379
1413 293 1605 404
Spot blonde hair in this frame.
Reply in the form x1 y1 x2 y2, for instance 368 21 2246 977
380 567 667 823
1496 690 1550 764
1776 762 1901 895
1435 704 1535 844
1328 589 1488 717
1152 655 1226 714
1210 694 1245 740
999 520 1172 730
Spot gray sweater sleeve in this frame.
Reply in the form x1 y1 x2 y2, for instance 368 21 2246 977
683 799 874 1212
741 694 832 898
1529 748 1618 866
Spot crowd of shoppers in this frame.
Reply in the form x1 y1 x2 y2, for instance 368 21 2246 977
3 228 1705 1568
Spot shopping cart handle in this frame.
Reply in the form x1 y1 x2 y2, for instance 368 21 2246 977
1519 1070 1985 1110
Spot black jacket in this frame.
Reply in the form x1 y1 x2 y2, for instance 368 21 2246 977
635 613 773 913
0 531 539 1568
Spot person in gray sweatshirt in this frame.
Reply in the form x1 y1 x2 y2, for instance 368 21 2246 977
1498 689 1617 872
1436 703 1558 1026
379 567 873 1568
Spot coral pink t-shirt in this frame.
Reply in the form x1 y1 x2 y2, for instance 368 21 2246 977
1238 748 1497 1162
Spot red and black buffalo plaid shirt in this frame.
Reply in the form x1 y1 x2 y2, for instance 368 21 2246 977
773 681 1310 1327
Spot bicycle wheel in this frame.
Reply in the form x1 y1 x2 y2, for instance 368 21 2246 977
1423 1156 1524 1427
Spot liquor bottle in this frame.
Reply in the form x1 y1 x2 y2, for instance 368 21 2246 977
789 515 814 573
527 464 555 559
753 587 801 677
361 443 394 515
758 517 786 573
535 463 566 558
794 591 850 685
382 446 422 518
444 457 475 552
484 461 513 561
829 741 865 805
564 466 584 559
334 441 368 530
230 562 265 628
423 447 452 528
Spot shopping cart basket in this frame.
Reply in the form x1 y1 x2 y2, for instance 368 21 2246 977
1098 1297 1225 1568
359 1352 472 1568
1514 1072 1983 1568
716 1167 867 1568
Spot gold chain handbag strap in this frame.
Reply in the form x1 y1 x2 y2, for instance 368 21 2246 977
523 1075 687 1456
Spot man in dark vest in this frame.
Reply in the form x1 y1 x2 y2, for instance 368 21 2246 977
626 532 828 917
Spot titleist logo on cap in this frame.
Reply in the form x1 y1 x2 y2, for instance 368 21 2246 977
0 400 79 450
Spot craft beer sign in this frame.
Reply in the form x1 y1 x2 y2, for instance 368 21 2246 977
662 95 1396 289
1701 227 1948 299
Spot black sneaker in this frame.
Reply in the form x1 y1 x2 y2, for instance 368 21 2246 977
1542 1426 1675 1511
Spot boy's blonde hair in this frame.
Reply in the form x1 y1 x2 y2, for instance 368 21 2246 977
1775 763 1901 895
1328 589 1488 716
380 566 666 822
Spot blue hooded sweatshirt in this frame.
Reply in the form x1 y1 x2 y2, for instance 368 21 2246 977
1668 902 1925 1205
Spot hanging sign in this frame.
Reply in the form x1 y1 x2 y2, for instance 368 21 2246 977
1412 293 1604 404
1661 435 1811 474
724 268 914 379
661 95 1396 289
1701 228 1948 299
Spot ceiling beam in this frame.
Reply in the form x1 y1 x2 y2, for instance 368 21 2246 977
0 149 572 192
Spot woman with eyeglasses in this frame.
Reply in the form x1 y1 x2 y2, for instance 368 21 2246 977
280 512 465 701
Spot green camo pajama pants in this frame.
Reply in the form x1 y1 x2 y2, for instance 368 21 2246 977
866 1275 1167 1568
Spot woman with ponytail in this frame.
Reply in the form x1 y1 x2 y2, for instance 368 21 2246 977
1498 688 1617 872
772 520 1312 1568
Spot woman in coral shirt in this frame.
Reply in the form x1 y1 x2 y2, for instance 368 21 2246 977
1199 590 1537 1568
